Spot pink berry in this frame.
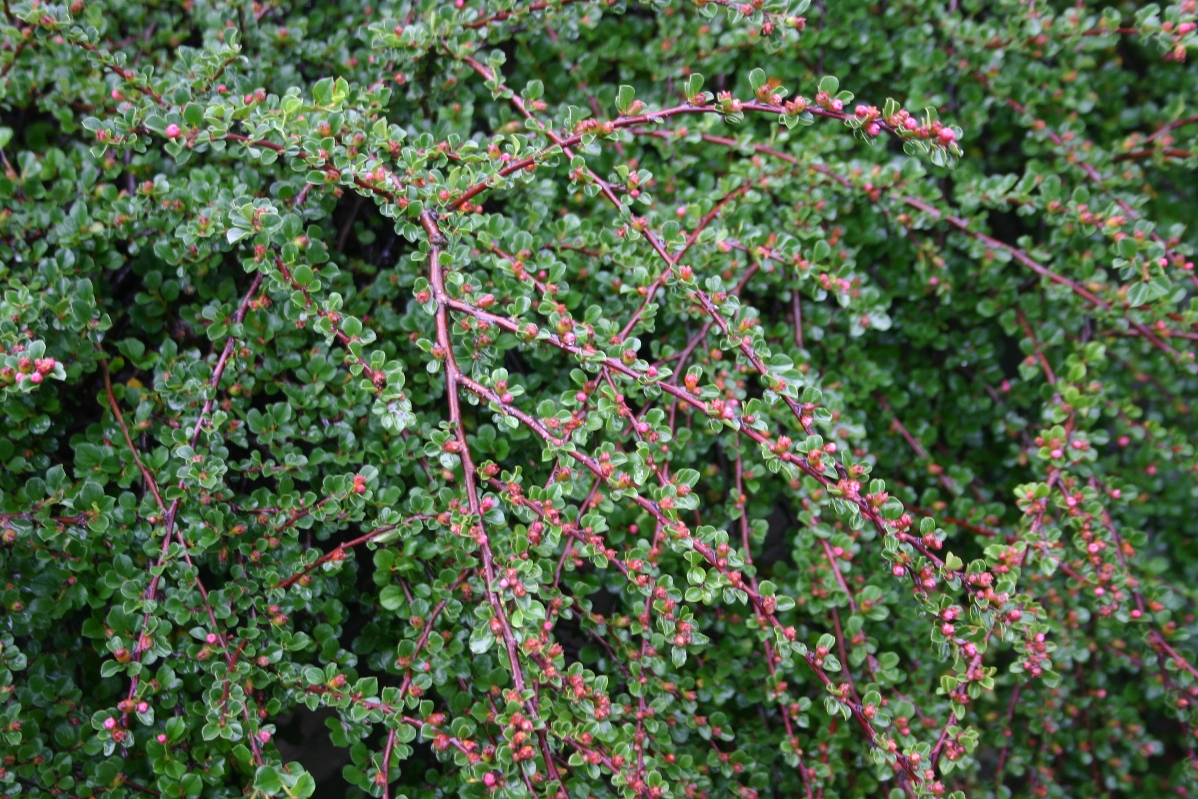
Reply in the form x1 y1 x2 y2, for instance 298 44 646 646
165 123 181 138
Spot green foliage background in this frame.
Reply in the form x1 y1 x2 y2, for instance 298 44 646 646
1 1 1197 798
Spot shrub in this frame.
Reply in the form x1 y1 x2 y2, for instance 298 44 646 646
2 0 1198 797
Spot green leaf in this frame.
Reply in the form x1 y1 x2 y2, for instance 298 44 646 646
292 265 314 287
254 765 282 794
312 77 335 106
617 85 636 114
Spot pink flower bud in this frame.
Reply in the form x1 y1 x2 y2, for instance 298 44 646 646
137 701 149 713
165 123 181 138
103 717 117 730
156 733 168 743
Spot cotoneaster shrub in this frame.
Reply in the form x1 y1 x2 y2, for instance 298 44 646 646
2 0 1198 797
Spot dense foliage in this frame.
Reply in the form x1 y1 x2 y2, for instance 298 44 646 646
2 0 1198 797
